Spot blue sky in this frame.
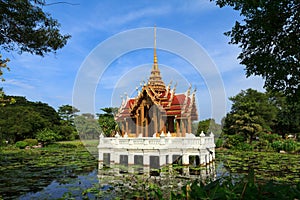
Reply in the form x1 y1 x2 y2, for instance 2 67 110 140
1 0 265 123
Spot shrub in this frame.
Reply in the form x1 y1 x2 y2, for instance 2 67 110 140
296 133 300 142
215 138 224 148
224 134 245 149
271 140 283 152
36 128 59 145
59 143 77 148
0 139 8 147
282 139 298 152
15 141 28 149
23 139 38 147
259 132 281 143
235 142 253 151
56 124 77 141
271 139 298 152
253 138 274 152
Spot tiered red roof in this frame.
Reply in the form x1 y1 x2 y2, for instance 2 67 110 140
115 85 198 121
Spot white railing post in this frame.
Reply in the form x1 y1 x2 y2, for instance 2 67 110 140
200 131 205 145
160 131 166 145
99 133 104 144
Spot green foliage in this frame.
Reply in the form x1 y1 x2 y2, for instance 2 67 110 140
224 134 245 149
222 89 299 150
271 141 283 152
218 150 300 183
23 139 38 147
15 141 28 149
36 128 59 144
57 105 79 125
259 132 282 143
97 107 119 137
252 133 281 151
0 96 72 143
197 118 222 137
254 134 299 152
47 142 77 149
212 0 300 99
0 106 47 142
281 140 298 152
215 138 224 148
223 89 278 144
56 123 77 141
75 114 101 139
0 0 70 57
0 54 9 82
92 167 300 199
0 141 97 198
171 171 300 200
269 92 300 137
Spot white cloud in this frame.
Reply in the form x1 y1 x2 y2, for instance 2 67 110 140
3 79 35 90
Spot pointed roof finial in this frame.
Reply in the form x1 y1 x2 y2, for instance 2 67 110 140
153 25 158 70
148 25 166 93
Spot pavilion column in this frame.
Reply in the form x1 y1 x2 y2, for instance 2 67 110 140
187 117 192 133
182 119 186 137
136 111 139 137
176 119 180 137
121 122 125 136
167 117 174 133
125 120 129 134
160 116 165 133
141 105 144 136
145 117 148 137
153 108 158 135
163 116 167 133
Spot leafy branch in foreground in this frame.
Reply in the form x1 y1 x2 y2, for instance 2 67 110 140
212 0 300 99
0 0 71 57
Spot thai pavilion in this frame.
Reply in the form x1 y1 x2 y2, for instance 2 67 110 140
98 28 215 174
114 30 198 137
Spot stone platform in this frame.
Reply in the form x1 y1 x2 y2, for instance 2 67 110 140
98 131 215 174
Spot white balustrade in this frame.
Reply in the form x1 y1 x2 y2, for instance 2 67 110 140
98 132 216 170
98 133 215 151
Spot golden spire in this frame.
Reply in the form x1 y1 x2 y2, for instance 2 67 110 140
148 25 166 93
153 25 158 70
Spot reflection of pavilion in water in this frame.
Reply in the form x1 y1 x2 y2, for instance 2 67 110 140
97 163 216 199
98 27 215 174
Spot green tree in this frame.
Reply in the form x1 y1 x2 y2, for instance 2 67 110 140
36 128 59 145
197 118 222 137
0 106 47 142
97 107 119 137
0 54 9 81
212 0 300 99
0 95 61 142
0 0 70 63
269 91 300 137
57 105 79 125
223 89 278 143
57 105 80 140
0 1 70 106
56 123 77 141
0 57 15 106
74 114 101 140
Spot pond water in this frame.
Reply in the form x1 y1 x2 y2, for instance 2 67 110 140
1 148 300 199
19 170 98 200
17 164 220 200
0 146 97 199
